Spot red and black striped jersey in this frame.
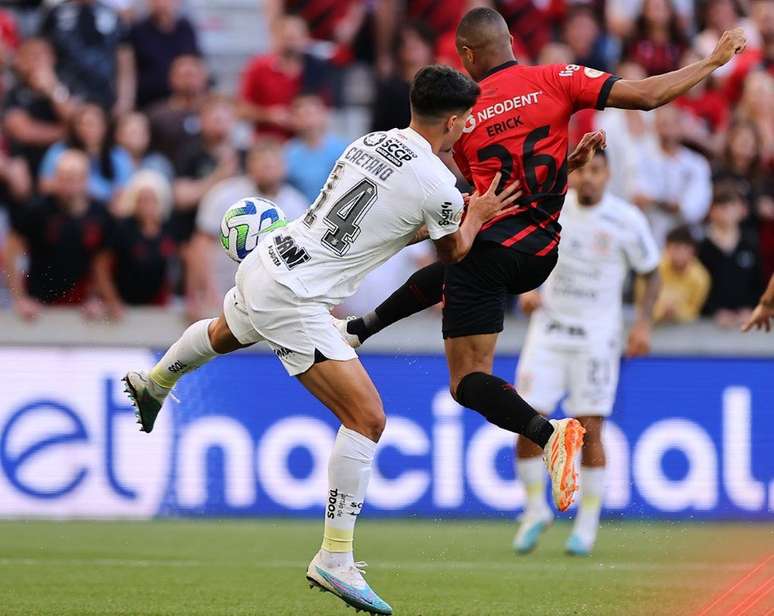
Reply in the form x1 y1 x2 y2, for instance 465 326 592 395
453 61 618 256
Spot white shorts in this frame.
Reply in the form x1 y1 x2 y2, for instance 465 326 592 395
223 253 357 376
516 317 620 418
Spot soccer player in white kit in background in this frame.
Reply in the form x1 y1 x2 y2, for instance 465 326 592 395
513 149 661 556
121 66 527 615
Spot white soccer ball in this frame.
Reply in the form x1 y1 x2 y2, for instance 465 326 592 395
219 197 287 262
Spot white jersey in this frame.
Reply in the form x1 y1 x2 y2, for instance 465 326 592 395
536 190 660 341
258 127 463 303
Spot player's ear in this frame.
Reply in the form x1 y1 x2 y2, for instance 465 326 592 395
445 114 458 134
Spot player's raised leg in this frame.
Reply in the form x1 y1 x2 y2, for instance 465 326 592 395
445 333 585 512
342 261 446 346
123 314 251 433
566 415 606 556
298 359 392 616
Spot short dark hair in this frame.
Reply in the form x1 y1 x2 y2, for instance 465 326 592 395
711 181 742 207
410 65 480 121
666 225 695 248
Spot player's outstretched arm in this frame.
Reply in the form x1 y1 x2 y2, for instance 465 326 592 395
433 172 521 264
742 274 774 333
606 28 747 111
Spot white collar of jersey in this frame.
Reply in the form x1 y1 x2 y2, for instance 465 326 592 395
401 127 433 153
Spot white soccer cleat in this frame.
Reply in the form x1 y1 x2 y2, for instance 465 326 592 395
513 509 554 554
543 418 586 512
306 551 392 615
122 370 170 433
334 316 362 349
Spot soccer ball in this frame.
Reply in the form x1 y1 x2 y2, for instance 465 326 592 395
219 197 287 262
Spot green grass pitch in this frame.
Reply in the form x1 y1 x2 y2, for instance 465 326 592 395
1 519 772 615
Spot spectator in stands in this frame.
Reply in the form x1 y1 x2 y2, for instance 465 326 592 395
735 70 774 166
723 0 774 104
39 103 134 206
172 95 238 242
595 61 658 202
5 150 110 319
0 9 19 100
374 0 465 77
639 226 710 324
713 120 771 225
3 38 74 176
562 6 613 72
186 139 307 319
694 0 759 81
0 146 32 216
94 170 177 318
632 104 712 246
674 49 729 156
41 0 135 115
699 185 762 327
129 0 201 109
623 0 688 75
285 94 346 203
146 54 209 165
266 0 366 66
239 15 330 139
372 21 435 133
115 112 174 183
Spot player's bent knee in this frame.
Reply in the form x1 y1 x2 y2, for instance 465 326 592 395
351 405 386 442
208 315 250 354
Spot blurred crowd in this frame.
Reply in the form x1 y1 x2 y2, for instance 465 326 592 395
0 0 771 329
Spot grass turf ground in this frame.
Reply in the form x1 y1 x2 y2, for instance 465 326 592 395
0 519 772 616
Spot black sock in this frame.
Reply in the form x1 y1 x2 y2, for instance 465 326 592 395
455 372 554 447
346 261 445 343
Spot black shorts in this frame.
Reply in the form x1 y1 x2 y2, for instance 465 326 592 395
442 241 558 339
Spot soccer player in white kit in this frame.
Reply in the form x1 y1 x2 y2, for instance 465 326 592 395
513 149 661 556
121 66 525 615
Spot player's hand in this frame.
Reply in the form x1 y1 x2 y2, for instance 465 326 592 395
568 130 606 173
741 302 774 333
519 290 542 315
625 319 652 357
467 172 522 223
709 28 747 68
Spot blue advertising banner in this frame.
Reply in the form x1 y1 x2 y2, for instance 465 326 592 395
0 348 772 520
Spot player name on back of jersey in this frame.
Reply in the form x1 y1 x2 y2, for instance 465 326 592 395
342 132 420 182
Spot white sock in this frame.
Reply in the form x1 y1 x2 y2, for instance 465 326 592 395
516 455 549 517
321 426 377 567
573 466 605 542
149 319 219 389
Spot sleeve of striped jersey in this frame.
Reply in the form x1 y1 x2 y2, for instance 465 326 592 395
555 65 620 112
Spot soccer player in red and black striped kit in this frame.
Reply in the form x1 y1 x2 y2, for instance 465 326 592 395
343 8 747 508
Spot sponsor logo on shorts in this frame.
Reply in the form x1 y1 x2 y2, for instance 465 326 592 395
273 346 294 358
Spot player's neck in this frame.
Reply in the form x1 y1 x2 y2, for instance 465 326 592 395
478 52 517 80
407 121 444 155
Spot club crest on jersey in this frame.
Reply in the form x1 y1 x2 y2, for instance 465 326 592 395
463 114 477 134
363 132 387 147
